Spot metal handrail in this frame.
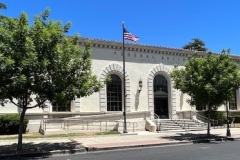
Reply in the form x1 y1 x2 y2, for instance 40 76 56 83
171 115 182 126
132 122 138 133
41 120 45 130
41 118 139 133
154 113 160 120
231 118 235 127
156 122 161 132
182 122 190 131
190 111 218 128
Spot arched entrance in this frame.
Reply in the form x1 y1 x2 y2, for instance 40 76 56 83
106 74 122 111
154 75 169 118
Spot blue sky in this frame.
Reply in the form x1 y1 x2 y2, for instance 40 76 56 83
2 0 240 55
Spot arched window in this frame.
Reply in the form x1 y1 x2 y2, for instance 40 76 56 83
154 75 168 94
107 74 122 111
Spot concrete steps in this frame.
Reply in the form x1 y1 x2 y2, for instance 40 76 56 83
155 119 184 132
154 119 207 132
176 119 207 131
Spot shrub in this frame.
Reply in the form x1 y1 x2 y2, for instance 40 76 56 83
96 130 120 135
0 114 29 135
229 116 240 123
204 111 226 126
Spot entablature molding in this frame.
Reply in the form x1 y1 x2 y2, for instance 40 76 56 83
78 37 240 63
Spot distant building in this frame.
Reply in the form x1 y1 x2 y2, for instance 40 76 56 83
1 38 240 132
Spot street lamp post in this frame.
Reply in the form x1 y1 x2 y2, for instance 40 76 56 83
226 98 231 137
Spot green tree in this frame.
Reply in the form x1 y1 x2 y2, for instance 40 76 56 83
183 38 207 52
0 9 102 151
170 50 240 137
0 2 6 9
0 2 6 19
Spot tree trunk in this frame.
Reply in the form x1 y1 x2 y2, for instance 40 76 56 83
207 105 211 138
207 110 210 137
17 107 27 151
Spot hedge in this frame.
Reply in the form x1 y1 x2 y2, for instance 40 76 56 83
0 114 29 135
229 116 240 123
204 111 226 126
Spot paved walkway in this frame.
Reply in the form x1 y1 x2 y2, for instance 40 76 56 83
80 128 240 149
0 128 240 157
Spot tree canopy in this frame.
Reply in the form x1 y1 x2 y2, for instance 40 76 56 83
182 38 207 52
170 50 240 136
0 2 6 9
0 2 6 19
0 9 102 150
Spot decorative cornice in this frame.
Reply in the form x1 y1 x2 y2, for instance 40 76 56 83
78 37 240 63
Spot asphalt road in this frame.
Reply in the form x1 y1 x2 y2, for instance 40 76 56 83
7 141 240 160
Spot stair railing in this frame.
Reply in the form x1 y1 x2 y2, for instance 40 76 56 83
41 118 139 133
171 114 182 126
154 113 160 120
156 122 161 132
190 111 218 128
183 122 190 131
152 113 162 132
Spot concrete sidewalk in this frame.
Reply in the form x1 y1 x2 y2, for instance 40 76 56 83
0 128 240 157
80 128 240 150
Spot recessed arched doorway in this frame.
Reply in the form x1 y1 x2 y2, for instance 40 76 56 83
154 75 169 118
106 74 122 111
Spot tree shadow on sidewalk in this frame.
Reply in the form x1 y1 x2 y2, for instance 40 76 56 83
161 133 225 141
0 140 85 160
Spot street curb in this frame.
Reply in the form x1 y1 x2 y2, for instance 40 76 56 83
0 137 239 158
86 141 192 152
0 141 191 159
192 137 239 143
0 148 86 159
48 148 87 155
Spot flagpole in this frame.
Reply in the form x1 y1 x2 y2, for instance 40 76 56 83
122 22 127 133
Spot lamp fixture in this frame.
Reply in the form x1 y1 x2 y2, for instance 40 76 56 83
138 79 143 92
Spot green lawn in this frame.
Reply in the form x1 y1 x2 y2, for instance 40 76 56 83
0 130 120 140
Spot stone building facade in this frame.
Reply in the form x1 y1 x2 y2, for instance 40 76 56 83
1 38 240 130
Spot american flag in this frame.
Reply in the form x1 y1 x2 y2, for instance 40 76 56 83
123 28 139 42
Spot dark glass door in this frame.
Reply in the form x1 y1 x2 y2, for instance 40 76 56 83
154 75 169 118
154 98 168 118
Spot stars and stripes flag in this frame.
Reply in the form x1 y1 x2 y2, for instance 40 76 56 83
123 28 139 42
